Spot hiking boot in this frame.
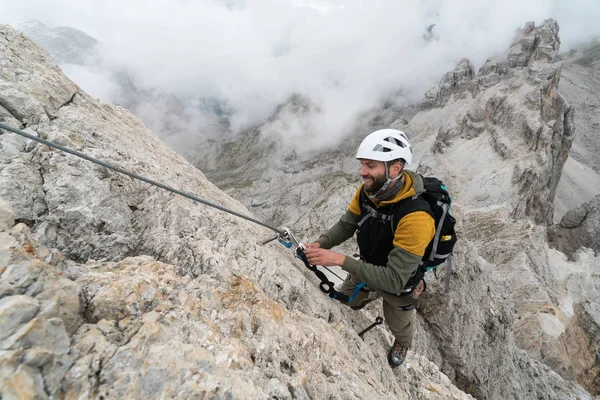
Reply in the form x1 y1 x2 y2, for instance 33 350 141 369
388 340 408 368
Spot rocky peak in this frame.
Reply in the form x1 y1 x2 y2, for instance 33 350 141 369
424 19 562 111
1 21 597 399
15 20 98 65
552 39 600 225
0 24 480 399
422 58 478 109
407 19 599 397
416 19 574 225
507 19 560 68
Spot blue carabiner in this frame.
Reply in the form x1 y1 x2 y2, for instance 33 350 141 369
278 238 293 248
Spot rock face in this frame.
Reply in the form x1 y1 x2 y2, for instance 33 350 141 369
1 21 597 399
2 202 478 399
551 194 600 256
0 24 476 399
407 19 599 397
14 21 98 65
193 20 597 398
417 19 574 225
553 40 600 222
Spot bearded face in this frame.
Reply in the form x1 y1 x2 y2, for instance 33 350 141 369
359 159 403 194
363 171 387 193
359 160 387 193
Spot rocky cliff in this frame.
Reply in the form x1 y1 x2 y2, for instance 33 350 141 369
13 21 97 66
553 40 600 223
191 20 600 398
551 193 600 257
407 19 599 397
1 20 598 400
1 24 476 399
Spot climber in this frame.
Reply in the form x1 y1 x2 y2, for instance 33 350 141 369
303 129 435 368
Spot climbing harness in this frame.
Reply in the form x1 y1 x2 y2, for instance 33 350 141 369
0 123 284 236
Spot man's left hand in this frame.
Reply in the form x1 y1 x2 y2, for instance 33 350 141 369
303 247 345 267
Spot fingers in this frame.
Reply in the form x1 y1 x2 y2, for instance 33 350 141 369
303 247 321 256
304 248 342 267
303 247 322 264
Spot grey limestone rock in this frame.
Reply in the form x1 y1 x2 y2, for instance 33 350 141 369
561 205 588 228
0 24 478 400
552 194 600 255
0 198 476 399
183 19 594 399
507 19 560 68
0 295 40 342
415 19 574 226
15 21 98 66
407 20 597 397
0 198 14 230
0 18 596 400
422 58 478 109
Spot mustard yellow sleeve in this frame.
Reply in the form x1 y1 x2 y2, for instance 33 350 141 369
348 185 363 216
393 211 435 256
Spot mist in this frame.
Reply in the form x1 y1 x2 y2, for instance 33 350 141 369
3 0 600 152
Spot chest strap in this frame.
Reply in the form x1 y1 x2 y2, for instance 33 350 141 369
358 203 394 227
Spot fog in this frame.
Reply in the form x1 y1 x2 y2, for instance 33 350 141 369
3 0 599 151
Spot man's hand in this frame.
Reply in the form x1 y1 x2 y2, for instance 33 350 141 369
303 247 345 267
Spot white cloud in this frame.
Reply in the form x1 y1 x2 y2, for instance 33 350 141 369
59 63 124 104
2 0 599 148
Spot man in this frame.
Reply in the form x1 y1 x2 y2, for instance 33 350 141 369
303 128 435 368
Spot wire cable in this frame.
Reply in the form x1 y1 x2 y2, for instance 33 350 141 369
0 122 284 235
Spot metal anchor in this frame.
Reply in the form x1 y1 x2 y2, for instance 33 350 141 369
358 316 384 339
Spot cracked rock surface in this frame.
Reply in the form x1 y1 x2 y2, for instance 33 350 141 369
0 25 477 399
187 20 598 399
0 202 475 399
550 193 600 256
0 21 597 399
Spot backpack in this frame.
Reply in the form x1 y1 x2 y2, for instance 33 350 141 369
418 177 457 289
358 175 457 292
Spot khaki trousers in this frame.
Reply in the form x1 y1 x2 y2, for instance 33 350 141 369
340 275 420 348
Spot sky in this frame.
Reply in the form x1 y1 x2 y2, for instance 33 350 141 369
2 0 600 151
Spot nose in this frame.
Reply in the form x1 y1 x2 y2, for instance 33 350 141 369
359 165 369 177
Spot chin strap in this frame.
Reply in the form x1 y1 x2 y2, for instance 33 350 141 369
367 161 403 200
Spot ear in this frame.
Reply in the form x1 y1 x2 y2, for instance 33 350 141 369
390 160 403 178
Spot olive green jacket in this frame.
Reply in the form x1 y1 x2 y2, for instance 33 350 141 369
316 171 435 293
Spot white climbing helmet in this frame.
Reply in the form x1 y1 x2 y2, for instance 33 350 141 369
356 129 412 165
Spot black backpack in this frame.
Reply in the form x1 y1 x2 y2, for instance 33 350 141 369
419 177 457 274
358 175 457 292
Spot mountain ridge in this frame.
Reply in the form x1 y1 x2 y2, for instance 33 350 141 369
1 20 598 399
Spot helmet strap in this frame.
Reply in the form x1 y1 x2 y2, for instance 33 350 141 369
367 161 404 201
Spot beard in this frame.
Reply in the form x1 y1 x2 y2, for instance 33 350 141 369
364 173 387 193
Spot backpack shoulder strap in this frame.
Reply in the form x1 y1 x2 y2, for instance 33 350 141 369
358 190 394 227
399 194 434 220
358 189 433 229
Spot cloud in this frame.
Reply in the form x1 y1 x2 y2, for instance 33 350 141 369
59 63 124 104
3 0 600 150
